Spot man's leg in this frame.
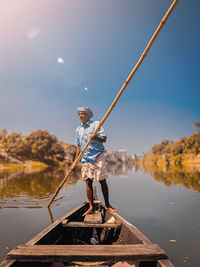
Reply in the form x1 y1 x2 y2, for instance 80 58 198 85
99 179 116 212
83 178 95 216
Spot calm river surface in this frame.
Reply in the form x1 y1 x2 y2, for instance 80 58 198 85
0 164 200 266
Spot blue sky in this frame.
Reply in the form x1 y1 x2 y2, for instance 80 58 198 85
1 0 200 154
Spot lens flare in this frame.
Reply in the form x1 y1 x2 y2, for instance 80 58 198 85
84 87 88 91
57 57 64 64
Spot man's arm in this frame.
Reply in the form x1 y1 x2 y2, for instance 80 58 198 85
92 135 107 143
92 122 107 143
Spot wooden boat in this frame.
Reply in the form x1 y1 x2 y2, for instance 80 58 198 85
0 201 174 267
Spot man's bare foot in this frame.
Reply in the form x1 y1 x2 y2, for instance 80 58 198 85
105 205 116 213
83 207 95 216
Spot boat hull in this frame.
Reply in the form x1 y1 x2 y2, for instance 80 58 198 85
0 202 174 267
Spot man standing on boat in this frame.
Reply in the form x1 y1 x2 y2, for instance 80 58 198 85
73 106 116 216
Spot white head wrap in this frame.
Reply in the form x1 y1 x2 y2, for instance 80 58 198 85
77 107 93 118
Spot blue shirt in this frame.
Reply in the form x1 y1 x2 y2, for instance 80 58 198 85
75 120 106 165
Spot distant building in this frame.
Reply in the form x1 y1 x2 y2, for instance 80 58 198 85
128 153 138 161
106 149 127 163
116 149 127 161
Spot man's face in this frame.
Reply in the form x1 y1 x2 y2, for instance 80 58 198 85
78 111 90 125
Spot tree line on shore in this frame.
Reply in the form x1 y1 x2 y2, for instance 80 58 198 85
141 121 200 166
0 129 133 168
0 129 76 166
1 121 199 168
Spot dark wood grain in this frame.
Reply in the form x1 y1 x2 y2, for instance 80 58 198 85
7 244 168 262
62 220 121 229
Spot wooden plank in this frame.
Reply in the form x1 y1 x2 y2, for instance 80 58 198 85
7 244 168 262
84 211 102 224
0 259 16 267
157 259 174 267
62 221 121 229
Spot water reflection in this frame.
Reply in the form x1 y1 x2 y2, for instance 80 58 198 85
0 167 82 207
1 163 200 266
48 207 55 223
107 162 140 177
141 164 200 192
1 163 200 206
0 163 140 207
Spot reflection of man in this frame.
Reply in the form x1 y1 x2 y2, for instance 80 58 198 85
74 107 116 216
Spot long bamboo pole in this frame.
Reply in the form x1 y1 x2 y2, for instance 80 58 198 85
47 0 179 208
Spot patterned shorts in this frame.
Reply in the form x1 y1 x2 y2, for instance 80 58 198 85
81 152 108 182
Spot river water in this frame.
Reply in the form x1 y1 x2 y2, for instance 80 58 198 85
0 164 200 266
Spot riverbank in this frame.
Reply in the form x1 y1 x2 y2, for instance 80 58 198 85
139 131 200 169
139 153 200 169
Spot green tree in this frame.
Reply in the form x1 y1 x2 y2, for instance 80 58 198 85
21 130 65 165
184 133 200 155
0 129 8 148
6 132 23 156
151 140 170 155
170 140 184 156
